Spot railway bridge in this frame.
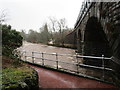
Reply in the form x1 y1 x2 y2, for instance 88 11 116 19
64 1 120 78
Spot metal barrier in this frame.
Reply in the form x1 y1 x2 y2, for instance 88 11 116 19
19 50 113 81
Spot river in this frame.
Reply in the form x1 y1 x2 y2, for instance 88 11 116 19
18 41 81 72
17 41 113 82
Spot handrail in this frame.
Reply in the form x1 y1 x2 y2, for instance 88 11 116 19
23 51 111 60
18 50 113 82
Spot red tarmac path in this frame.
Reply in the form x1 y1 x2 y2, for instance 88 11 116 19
30 65 118 89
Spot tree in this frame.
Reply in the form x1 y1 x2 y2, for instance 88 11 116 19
20 30 27 40
2 24 23 56
57 18 68 45
49 17 58 32
0 10 8 24
27 29 39 43
48 17 68 45
39 23 51 43
21 24 51 44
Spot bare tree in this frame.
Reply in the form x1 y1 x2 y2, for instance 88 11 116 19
57 18 68 45
48 17 59 43
0 10 8 24
48 17 69 45
49 17 58 32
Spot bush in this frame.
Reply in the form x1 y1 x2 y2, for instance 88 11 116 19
2 66 39 90
1 24 23 56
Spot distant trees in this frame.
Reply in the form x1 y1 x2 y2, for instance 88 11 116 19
0 12 6 24
0 10 8 24
48 17 71 45
20 17 73 46
39 23 51 43
56 18 68 45
21 23 51 44
27 29 39 43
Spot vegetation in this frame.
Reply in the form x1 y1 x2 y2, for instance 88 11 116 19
1 23 39 89
25 23 51 44
2 24 23 57
20 18 73 45
2 56 39 90
0 12 73 89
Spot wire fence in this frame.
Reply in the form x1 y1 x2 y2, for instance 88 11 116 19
17 50 113 82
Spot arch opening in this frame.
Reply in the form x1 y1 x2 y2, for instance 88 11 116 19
83 16 112 66
76 29 82 53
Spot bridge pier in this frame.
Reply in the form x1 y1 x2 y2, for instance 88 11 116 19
82 16 111 66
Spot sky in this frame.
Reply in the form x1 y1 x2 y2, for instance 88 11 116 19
0 0 84 32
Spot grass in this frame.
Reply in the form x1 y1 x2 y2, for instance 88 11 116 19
2 56 39 90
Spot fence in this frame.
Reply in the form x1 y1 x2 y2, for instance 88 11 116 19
18 50 113 82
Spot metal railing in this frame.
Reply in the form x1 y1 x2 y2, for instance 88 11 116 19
18 50 114 81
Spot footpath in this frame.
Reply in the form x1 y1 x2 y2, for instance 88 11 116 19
30 65 118 89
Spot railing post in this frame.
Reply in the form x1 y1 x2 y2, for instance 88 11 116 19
42 52 44 65
25 51 27 61
102 54 105 81
32 52 34 63
56 53 58 69
76 54 79 73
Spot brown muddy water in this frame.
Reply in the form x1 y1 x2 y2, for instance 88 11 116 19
17 42 114 83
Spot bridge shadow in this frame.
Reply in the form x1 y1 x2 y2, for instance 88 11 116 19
84 16 112 67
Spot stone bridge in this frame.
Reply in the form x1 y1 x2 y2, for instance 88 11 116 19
63 1 120 79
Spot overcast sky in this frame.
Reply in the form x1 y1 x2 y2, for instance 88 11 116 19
0 0 84 32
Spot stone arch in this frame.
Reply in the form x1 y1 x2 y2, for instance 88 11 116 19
76 29 82 53
83 16 112 66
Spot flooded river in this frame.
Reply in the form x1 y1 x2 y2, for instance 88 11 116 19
20 41 76 55
17 41 113 82
18 41 80 72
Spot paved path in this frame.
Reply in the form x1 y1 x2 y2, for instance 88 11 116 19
30 65 117 88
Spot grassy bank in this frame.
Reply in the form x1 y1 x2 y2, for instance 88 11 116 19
2 56 39 90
